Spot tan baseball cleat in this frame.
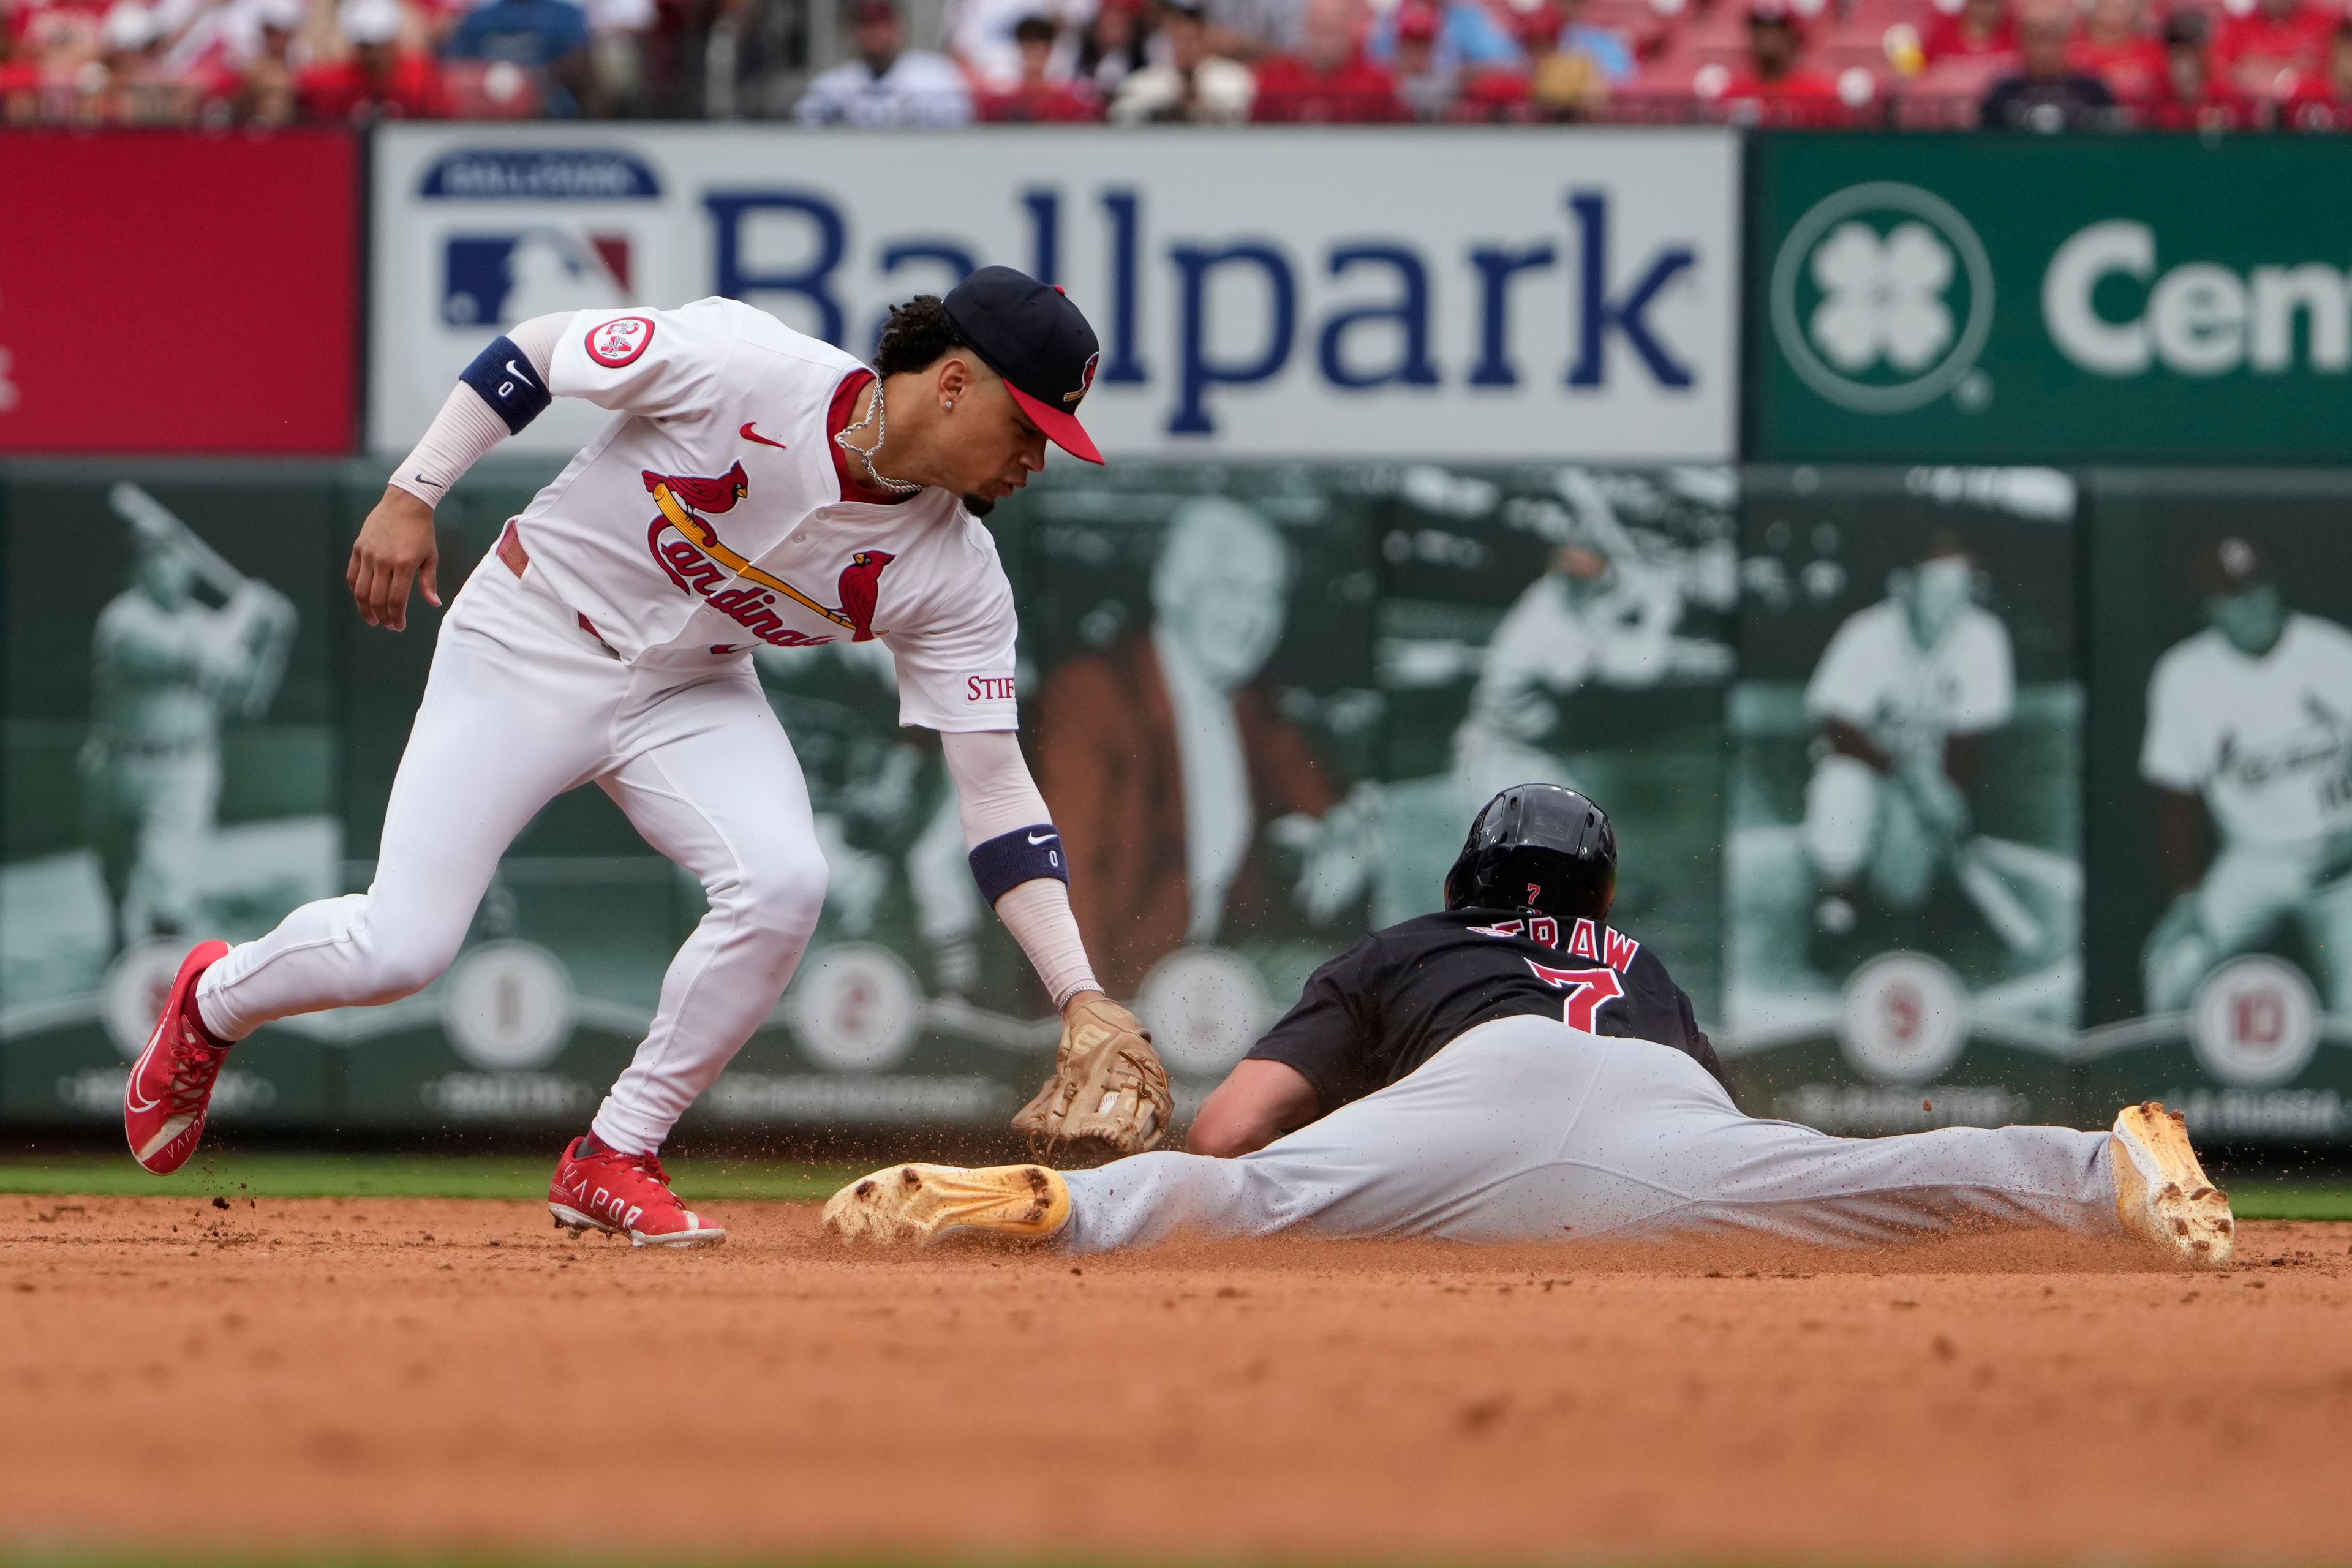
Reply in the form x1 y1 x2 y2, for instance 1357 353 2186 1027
2111 1101 2234 1268
823 1163 1071 1246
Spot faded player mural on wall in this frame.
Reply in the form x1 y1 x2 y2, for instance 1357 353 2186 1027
1021 477 1381 1086
1800 532 2022 955
2138 537 2352 1017
1008 461 1737 1090
1722 469 2082 1134
2079 491 2352 1142
86 486 300 952
1374 462 1740 1011
1035 497 1373 991
1 476 337 1129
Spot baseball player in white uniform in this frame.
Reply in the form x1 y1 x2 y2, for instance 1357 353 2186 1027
1450 536 1679 805
2141 537 2352 1013
85 518 296 949
124 268 1174 1242
1803 532 2013 937
822 785 2236 1269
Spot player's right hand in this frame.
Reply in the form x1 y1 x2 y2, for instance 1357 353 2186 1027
349 486 442 632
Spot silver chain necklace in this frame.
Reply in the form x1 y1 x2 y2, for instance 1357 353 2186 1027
832 379 922 496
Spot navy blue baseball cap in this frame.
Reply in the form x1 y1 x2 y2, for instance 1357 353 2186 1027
941 265 1104 465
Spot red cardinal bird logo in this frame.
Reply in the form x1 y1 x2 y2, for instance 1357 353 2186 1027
834 551 895 643
639 462 899 645
641 462 748 513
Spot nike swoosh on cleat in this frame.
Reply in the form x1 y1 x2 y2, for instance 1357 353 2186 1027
124 1024 169 1114
740 422 788 450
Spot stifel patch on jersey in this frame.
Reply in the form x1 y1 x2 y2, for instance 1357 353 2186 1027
586 315 655 368
642 466 896 648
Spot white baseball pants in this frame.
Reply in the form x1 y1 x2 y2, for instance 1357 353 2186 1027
1060 1016 2119 1251
195 559 829 1154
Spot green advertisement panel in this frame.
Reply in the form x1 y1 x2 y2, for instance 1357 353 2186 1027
1721 467 2081 1132
0 463 345 1131
1749 135 2352 464
2080 470 2352 1144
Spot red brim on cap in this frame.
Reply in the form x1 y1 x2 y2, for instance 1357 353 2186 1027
1008 383 1104 465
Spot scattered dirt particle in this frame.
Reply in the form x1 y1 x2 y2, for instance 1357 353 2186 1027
211 1197 230 1211
1459 1396 1508 1433
1932 1335 1958 1362
1216 1286 1246 1299
1891 1299 1919 1310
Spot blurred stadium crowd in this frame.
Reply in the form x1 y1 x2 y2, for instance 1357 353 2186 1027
4 0 2350 127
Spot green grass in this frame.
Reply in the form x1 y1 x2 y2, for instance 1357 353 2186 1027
4 1151 2350 1220
0 1150 860 1202
2225 1184 2352 1221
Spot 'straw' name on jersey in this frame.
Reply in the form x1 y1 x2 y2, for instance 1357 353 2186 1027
1468 915 1642 1031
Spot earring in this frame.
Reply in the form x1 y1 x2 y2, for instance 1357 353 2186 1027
944 399 955 411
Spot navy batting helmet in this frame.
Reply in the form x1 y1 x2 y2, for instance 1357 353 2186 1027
1443 783 1618 922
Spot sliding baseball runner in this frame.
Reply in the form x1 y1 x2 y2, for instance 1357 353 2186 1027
124 267 1171 1243
826 784 2234 1268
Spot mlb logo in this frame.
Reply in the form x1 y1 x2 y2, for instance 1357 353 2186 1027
443 227 631 328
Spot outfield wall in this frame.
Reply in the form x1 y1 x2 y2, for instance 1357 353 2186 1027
4 127 2350 1141
4 458 2347 1144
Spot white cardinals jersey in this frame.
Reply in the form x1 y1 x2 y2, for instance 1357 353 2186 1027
510 296 1019 733
2141 612 2352 848
1805 599 2014 761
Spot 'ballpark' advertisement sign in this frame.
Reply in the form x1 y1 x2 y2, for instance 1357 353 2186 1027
1749 135 2352 463
369 126 1738 462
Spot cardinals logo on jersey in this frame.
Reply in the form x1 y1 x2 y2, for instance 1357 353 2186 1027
643 466 897 646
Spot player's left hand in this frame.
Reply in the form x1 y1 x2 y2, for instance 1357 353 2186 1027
1012 993 1172 1161
348 486 442 632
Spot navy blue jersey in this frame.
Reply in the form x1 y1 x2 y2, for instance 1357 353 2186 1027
1245 907 1725 1114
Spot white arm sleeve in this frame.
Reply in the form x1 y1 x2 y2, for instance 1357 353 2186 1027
386 313 567 510
941 729 1101 1008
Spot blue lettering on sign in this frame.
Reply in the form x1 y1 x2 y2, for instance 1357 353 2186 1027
1319 244 1437 390
688 186 1700 436
1466 243 1556 388
868 240 979 352
421 149 661 200
706 190 847 346
1021 189 1060 285
1096 189 1148 385
1168 243 1296 435
1567 190 1694 390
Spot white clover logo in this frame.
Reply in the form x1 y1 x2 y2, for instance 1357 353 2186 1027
1770 183 1996 415
1809 221 1954 374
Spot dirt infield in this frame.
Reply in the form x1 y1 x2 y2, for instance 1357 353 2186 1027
4 1193 2347 1563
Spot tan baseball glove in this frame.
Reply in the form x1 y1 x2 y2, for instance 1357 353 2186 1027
1012 995 1173 1159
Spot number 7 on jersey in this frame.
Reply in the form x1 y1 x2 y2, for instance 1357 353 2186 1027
1526 960 1626 1030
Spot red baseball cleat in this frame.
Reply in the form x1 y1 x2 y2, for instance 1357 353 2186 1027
548 1137 726 1249
123 940 233 1175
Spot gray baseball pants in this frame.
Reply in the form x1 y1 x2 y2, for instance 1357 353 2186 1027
1059 1016 2120 1251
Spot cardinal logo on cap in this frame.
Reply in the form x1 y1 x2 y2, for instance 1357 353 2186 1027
1065 350 1099 406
